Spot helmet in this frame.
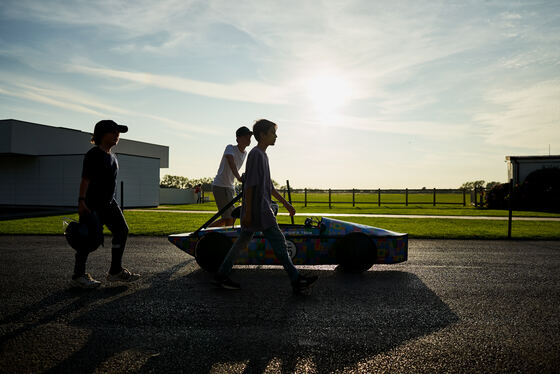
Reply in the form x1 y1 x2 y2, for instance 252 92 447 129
64 212 103 253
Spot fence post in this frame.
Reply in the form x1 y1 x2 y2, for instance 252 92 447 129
120 181 124 211
378 188 381 206
286 180 294 225
329 188 332 209
352 188 355 207
405 188 408 206
304 188 307 207
433 188 436 206
463 189 466 206
508 179 513 239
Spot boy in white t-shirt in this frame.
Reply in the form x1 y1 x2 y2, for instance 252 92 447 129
210 126 253 227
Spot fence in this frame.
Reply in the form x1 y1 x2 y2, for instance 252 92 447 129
278 188 488 208
199 187 488 208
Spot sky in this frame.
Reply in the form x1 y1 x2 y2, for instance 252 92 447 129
1 0 559 188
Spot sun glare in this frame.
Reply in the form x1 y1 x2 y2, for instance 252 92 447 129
305 73 352 121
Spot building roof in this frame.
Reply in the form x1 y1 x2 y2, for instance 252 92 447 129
0 119 169 168
506 155 560 161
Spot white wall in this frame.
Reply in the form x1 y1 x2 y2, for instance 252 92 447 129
0 155 82 206
0 154 160 207
159 188 196 205
115 154 160 207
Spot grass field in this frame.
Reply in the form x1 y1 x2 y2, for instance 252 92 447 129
157 196 560 218
287 191 469 205
1 211 559 240
199 191 473 207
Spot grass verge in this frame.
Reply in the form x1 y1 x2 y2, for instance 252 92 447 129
0 211 559 240
154 202 560 218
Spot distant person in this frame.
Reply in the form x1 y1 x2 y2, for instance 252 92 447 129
210 126 253 227
73 120 140 288
195 184 202 204
213 119 318 293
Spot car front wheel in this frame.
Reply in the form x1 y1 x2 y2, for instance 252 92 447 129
195 232 232 272
336 232 377 273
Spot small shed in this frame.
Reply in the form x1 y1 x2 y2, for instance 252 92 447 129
0 119 169 208
506 155 560 185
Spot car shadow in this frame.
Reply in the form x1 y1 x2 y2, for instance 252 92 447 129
150 267 459 373
2 262 458 374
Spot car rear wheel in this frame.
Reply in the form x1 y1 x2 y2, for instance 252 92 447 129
336 232 377 273
195 232 232 272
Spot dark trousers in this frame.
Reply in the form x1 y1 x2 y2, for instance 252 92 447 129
73 200 129 276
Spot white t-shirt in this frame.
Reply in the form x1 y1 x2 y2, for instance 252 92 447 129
212 144 247 188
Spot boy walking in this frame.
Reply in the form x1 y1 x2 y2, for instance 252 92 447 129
72 120 140 288
213 119 317 293
210 126 252 227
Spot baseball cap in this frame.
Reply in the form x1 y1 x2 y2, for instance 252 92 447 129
94 120 128 137
236 126 253 137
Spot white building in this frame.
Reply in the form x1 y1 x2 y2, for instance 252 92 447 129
0 119 169 208
506 155 560 185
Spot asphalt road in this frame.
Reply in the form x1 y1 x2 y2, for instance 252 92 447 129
0 236 558 373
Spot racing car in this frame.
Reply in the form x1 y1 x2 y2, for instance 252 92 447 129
168 191 408 273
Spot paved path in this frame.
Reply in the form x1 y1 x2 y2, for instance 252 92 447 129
1 236 558 373
131 209 560 221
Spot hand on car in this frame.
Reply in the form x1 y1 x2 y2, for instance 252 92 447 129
284 202 296 216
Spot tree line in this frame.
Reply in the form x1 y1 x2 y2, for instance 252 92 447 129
160 175 214 190
160 175 280 190
161 175 501 192
459 180 501 191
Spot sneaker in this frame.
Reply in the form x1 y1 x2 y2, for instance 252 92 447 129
71 273 101 289
212 275 241 290
292 274 318 293
106 268 140 283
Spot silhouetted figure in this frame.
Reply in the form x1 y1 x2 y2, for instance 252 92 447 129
210 126 252 226
72 120 140 288
213 119 317 293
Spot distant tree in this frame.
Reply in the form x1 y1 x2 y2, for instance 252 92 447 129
485 183 509 209
486 168 560 212
485 181 501 190
460 180 486 191
160 175 213 190
190 177 213 191
160 175 190 189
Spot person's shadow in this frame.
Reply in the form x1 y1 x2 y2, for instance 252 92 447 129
2 262 458 373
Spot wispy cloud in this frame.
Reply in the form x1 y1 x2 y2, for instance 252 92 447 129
293 114 471 139
0 84 103 116
476 79 560 149
0 0 200 36
67 65 288 105
0 74 219 136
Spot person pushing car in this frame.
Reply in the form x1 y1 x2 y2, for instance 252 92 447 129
210 126 252 227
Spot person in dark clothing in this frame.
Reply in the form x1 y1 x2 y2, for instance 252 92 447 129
72 120 140 288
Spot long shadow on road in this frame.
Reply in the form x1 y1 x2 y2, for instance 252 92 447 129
1 262 458 373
